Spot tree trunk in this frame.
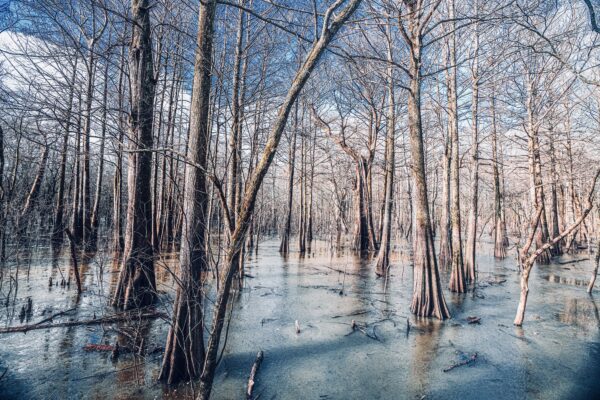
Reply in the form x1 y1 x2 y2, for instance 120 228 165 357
588 241 600 293
465 23 480 283
438 131 451 269
549 134 563 256
515 168 599 326
197 2 363 397
112 41 127 254
447 3 465 293
112 0 157 310
90 56 110 251
375 30 395 276
159 0 216 384
491 93 507 258
53 56 78 246
18 145 49 240
279 102 298 255
404 10 450 319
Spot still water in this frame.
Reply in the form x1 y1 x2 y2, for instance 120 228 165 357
0 239 599 399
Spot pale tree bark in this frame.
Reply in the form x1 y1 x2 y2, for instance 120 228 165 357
548 128 563 256
438 130 451 269
375 23 396 276
197 2 363 397
112 0 157 310
515 169 600 326
400 0 451 319
526 77 551 264
447 0 465 293
464 21 479 283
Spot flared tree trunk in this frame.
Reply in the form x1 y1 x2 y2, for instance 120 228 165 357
112 0 157 310
404 9 450 319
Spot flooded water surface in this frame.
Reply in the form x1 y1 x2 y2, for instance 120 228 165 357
0 239 599 399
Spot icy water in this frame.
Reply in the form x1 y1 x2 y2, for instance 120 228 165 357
0 239 599 399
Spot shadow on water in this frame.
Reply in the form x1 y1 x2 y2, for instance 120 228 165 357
0 238 599 399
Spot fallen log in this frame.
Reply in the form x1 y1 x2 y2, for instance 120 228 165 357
443 352 478 372
246 350 264 400
35 307 77 327
0 310 167 334
558 258 589 265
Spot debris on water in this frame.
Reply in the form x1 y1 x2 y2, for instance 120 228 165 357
83 344 114 352
443 352 478 372
467 316 481 324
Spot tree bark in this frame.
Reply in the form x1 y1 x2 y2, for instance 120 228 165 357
90 56 110 251
112 0 157 310
402 2 451 319
464 22 480 283
159 0 216 384
53 55 78 246
491 93 507 258
279 102 298 255
447 2 466 293
375 27 395 276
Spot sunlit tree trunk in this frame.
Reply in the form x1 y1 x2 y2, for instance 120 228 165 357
402 2 450 319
